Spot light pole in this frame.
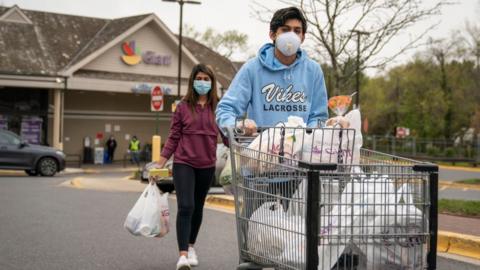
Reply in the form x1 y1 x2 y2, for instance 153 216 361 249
350 29 369 108
163 0 201 97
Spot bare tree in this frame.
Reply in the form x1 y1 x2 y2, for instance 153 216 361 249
464 22 480 68
427 37 459 140
252 0 450 94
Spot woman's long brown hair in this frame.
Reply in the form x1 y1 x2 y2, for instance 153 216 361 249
183 64 219 117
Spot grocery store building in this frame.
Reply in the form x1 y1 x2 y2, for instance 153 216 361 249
0 5 237 162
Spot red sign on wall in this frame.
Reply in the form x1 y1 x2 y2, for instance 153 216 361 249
151 86 164 112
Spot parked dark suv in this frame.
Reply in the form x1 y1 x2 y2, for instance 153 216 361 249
0 130 66 176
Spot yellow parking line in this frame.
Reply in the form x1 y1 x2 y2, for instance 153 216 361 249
70 177 84 189
439 180 480 191
439 165 480 173
122 175 134 180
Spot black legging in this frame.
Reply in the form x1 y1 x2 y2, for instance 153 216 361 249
172 163 215 252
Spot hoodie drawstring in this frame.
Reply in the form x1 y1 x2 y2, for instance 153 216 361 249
283 69 293 81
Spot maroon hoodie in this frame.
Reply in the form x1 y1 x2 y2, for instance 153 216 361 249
161 101 219 168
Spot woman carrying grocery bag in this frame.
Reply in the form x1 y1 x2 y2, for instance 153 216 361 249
153 64 221 270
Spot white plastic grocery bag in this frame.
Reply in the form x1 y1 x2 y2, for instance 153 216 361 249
364 183 426 269
124 183 170 237
247 202 305 264
301 109 362 165
247 116 307 161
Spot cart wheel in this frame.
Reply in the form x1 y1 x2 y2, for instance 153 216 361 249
236 262 263 270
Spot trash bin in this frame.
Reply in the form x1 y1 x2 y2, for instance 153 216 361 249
103 149 109 164
83 136 93 164
83 147 93 164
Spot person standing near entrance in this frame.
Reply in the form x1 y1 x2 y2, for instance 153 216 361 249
128 135 141 166
105 135 117 163
151 64 220 270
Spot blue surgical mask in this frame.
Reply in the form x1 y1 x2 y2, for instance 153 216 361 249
193 80 212 95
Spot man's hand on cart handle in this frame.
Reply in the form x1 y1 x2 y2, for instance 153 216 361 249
236 118 258 136
326 116 350 128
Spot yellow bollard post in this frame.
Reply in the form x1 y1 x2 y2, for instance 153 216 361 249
152 135 161 162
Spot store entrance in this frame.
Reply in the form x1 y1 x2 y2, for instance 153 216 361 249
0 88 49 145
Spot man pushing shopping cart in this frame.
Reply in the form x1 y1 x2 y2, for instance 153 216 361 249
216 7 437 270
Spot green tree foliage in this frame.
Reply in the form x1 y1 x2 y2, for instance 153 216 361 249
362 56 479 138
362 16 480 139
183 24 248 59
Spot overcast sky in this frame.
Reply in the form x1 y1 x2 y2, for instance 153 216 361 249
2 0 479 70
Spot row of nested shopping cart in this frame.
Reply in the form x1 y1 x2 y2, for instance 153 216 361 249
225 125 438 270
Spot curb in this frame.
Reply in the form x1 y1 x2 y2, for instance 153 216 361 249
66 167 139 174
205 195 235 208
0 170 26 176
205 195 235 213
438 230 480 259
65 175 144 193
206 195 235 208
205 195 480 260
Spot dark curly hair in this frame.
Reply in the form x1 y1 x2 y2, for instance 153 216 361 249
270 6 307 34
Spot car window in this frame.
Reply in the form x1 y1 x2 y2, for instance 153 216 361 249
0 131 21 145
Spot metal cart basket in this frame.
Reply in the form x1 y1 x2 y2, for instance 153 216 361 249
226 126 438 270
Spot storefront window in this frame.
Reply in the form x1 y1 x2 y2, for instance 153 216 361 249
0 88 48 145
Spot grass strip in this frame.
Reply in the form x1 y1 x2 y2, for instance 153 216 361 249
439 199 480 217
457 178 480 185
437 161 478 167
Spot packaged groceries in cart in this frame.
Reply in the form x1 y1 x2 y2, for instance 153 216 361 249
226 105 438 270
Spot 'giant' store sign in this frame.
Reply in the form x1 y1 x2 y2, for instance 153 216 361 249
121 40 172 66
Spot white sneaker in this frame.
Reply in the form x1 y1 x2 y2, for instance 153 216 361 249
176 255 191 270
187 247 199 266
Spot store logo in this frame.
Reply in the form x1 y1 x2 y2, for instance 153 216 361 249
121 41 142 65
121 40 172 66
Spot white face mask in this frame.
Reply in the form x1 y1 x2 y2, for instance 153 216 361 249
275 31 301 56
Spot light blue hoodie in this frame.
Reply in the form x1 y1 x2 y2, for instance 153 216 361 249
216 43 328 128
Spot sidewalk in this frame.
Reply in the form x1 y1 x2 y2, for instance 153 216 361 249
440 214 480 236
0 163 140 176
63 163 140 174
437 214 480 259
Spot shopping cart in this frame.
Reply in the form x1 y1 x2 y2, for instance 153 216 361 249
226 125 438 270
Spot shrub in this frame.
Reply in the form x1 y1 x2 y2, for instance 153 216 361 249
444 147 455 157
426 145 440 157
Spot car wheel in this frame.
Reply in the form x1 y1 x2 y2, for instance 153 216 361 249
37 157 58 177
25 169 39 176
